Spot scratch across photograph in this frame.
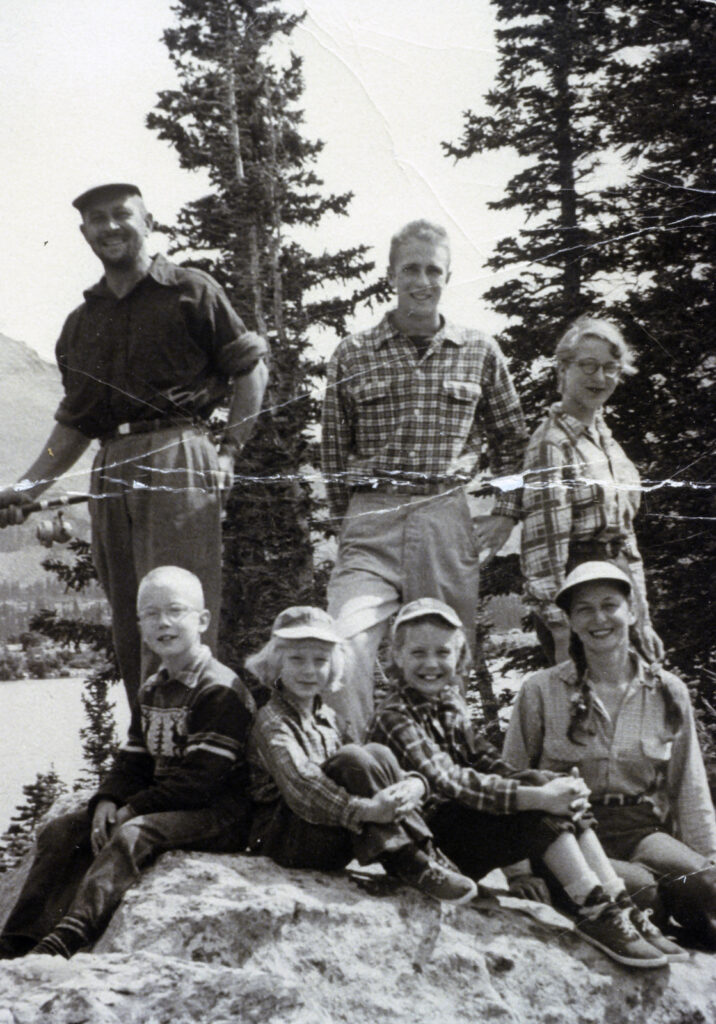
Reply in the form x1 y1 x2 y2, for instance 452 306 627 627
0 1 713 1021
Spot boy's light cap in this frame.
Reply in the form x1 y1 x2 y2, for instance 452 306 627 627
556 561 632 612
392 597 463 636
271 606 342 643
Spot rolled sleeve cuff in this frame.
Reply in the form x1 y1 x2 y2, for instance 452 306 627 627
217 331 269 376
495 778 520 814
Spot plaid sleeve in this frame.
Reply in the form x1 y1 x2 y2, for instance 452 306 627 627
123 684 254 816
481 342 527 520
520 435 573 630
252 710 371 832
372 702 519 814
321 346 355 523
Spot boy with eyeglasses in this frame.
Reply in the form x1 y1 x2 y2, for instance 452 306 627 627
0 566 255 960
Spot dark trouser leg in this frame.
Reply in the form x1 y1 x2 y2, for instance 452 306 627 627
257 743 434 870
0 809 93 954
324 743 433 863
35 805 245 954
428 802 570 881
90 427 222 709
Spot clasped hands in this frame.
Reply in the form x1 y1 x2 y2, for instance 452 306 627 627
360 776 426 824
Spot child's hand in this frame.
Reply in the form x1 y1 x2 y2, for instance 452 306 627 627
533 775 590 818
384 777 425 815
91 800 118 855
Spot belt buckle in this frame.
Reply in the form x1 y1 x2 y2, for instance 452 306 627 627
117 423 132 436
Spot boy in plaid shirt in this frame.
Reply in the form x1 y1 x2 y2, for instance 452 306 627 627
321 220 527 740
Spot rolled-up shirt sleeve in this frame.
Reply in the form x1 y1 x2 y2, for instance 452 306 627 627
668 690 716 859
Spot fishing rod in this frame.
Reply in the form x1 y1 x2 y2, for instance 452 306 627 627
2 493 91 547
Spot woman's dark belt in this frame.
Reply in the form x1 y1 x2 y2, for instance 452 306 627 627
99 417 204 446
591 793 649 807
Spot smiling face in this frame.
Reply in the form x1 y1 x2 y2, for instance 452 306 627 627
278 639 336 706
567 581 635 657
558 336 621 423
137 575 209 670
80 191 153 270
388 238 451 332
392 620 462 699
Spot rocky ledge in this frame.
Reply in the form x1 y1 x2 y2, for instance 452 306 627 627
0 849 714 1024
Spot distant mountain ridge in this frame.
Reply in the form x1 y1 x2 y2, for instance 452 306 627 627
0 333 93 579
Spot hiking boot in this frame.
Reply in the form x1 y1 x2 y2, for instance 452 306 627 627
576 900 668 968
398 857 477 904
625 904 690 962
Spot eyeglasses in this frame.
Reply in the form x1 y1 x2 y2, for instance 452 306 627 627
569 358 622 379
138 604 201 624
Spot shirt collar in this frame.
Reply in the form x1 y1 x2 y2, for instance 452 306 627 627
274 683 329 721
368 312 468 351
84 253 176 299
555 651 658 691
154 643 213 690
548 402 609 442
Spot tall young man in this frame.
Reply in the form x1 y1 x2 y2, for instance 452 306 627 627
321 220 526 739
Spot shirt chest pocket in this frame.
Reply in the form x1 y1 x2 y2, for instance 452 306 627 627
352 378 397 448
440 379 482 436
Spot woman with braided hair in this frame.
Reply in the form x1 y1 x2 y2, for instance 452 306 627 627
503 562 716 951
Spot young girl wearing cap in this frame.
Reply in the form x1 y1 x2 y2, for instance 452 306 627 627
369 597 681 967
245 606 477 903
504 561 716 950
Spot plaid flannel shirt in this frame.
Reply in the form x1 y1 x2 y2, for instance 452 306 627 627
503 658 716 859
521 404 648 630
248 689 373 833
321 314 527 523
369 683 520 814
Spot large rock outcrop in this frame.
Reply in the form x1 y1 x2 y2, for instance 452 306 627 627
0 848 714 1024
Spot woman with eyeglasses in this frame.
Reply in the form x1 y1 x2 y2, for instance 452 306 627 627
521 316 663 665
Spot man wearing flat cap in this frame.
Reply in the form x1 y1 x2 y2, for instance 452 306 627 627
0 183 269 707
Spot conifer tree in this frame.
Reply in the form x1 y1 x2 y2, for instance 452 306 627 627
147 0 386 675
443 0 625 411
444 0 716 696
0 770 66 872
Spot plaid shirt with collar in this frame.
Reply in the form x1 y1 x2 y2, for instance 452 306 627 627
248 688 373 833
503 657 716 859
321 313 527 523
369 683 520 815
521 403 647 630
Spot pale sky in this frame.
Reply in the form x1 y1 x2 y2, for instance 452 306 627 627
0 0 521 364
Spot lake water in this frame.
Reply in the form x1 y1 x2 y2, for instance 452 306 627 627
0 676 131 835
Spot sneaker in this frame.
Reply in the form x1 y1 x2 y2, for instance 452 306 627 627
576 900 668 968
398 858 477 904
626 904 690 963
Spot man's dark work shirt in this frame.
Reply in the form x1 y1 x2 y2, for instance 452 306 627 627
55 254 268 438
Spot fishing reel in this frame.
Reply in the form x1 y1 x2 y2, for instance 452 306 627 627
36 510 75 548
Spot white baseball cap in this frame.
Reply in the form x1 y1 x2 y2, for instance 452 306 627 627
555 561 632 612
271 606 343 644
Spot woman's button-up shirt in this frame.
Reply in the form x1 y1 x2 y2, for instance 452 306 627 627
521 403 646 631
502 658 716 859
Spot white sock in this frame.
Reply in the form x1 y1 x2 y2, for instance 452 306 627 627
564 870 602 906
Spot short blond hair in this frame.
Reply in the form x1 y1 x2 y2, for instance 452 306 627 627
554 316 637 376
137 565 205 610
388 220 450 270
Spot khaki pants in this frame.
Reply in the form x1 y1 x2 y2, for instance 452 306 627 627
90 424 222 707
326 488 480 739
